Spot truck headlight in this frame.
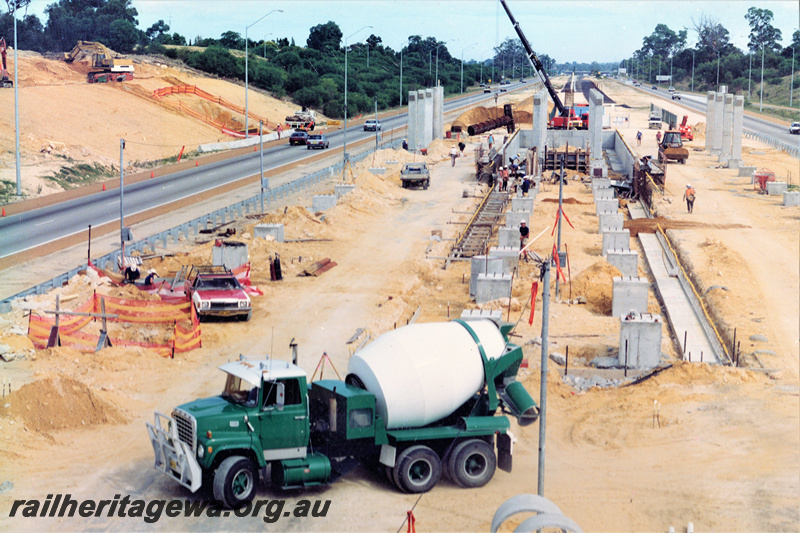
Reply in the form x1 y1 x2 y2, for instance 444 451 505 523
199 301 210 310
238 300 249 308
197 442 204 458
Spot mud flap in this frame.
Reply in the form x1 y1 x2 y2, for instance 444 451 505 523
497 432 514 473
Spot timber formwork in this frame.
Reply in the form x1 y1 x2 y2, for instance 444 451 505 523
446 187 508 267
543 146 589 172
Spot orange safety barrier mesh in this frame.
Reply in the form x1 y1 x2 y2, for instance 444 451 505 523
153 85 271 135
27 293 202 357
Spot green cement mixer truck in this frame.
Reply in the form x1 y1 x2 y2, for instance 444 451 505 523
146 318 538 508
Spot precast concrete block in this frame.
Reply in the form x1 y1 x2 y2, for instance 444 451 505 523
470 255 505 297
595 198 619 216
312 194 337 212
591 178 611 192
475 273 513 305
731 95 744 162
498 227 519 248
368 167 386 175
711 92 724 154
611 276 649 317
719 94 734 163
784 191 800 206
598 212 624 233
488 246 520 274
505 210 531 229
511 197 535 212
738 165 756 177
619 313 663 369
254 223 285 243
766 182 788 196
334 184 356 199
212 240 249 269
593 187 614 202
602 229 630 255
460 309 502 321
606 249 638 277
704 92 715 152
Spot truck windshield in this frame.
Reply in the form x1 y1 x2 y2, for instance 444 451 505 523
222 374 258 406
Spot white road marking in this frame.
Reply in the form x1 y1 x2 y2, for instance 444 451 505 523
35 219 54 227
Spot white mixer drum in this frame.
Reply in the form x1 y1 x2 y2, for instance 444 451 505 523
347 319 506 429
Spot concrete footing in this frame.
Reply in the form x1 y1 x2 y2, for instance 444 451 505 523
505 211 531 229
738 166 757 177
619 313 663 369
312 195 337 212
488 246 520 274
511 198 535 212
766 182 788 196
606 249 638 277
784 191 800 206
591 178 611 191
611 276 649 317
335 184 356 199
254 223 285 242
475 273 513 304
598 212 624 233
498 228 519 248
602 229 630 255
460 309 503 321
593 187 614 202
596 199 619 216
470 255 505 297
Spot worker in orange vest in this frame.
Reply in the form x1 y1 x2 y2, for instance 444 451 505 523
683 183 696 213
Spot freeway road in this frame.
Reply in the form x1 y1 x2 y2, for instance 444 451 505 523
635 83 800 145
0 83 526 261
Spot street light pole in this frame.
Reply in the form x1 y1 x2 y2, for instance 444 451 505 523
461 43 476 93
716 49 720 90
790 47 795 108
263 33 272 58
259 121 264 213
245 9 282 139
691 51 695 93
434 40 452 88
759 44 765 112
13 3 21 196
343 25 372 166
119 138 125 257
748 52 752 98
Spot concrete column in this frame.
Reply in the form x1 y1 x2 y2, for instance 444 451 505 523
719 94 734 164
611 276 649 317
729 95 744 168
595 198 619 216
593 187 614 202
415 90 427 151
407 91 418 153
312 194 337 212
254 223 285 242
423 88 434 146
711 92 724 155
606 249 638 277
498 227 519 248
619 313 663 369
532 90 547 160
475 273 513 305
488 246 520 273
598 212 624 233
511 197 535 212
588 88 606 177
470 255 504 297
432 86 444 141
784 191 800 206
505 210 531 229
602 229 630 255
704 92 715 152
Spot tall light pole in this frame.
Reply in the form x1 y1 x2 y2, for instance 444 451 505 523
245 9 282 139
435 40 453 87
461 43 476 93
669 55 673 87
691 51 695 93
263 33 272 58
790 46 795 108
398 38 409 108
759 44 765 111
12 1 24 196
343 25 372 166
716 48 720 90
748 52 753 98
480 48 492 84
119 139 125 256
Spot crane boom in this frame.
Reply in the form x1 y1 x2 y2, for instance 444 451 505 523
499 0 567 116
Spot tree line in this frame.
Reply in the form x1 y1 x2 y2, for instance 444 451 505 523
622 8 799 101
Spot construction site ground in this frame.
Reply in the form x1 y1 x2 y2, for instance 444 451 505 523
0 65 798 531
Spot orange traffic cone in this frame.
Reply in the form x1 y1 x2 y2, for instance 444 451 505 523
2 208 5 217
102 183 106 191
196 160 199 167
150 170 154 178
254 146 257 152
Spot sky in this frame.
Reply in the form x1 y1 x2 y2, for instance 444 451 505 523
18 0 800 63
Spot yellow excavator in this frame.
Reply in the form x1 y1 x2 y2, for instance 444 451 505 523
63 41 134 83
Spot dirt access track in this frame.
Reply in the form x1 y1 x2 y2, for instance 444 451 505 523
0 77 798 531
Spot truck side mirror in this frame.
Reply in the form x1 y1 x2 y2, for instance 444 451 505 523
275 382 285 411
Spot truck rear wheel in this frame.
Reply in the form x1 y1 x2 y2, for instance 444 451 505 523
213 456 257 509
448 439 496 489
393 445 441 493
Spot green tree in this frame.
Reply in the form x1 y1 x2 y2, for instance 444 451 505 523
219 30 243 50
146 19 169 42
745 7 782 52
106 19 138 53
307 21 341 53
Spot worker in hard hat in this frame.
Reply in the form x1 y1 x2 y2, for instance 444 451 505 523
683 184 696 213
144 268 158 285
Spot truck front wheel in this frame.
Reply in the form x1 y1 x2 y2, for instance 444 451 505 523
393 445 441 493
213 456 257 509
448 439 496 489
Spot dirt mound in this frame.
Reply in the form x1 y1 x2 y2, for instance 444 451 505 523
451 106 502 130
624 217 748 237
2 375 127 432
570 261 621 315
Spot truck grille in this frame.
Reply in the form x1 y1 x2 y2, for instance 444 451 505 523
172 408 196 451
209 301 245 311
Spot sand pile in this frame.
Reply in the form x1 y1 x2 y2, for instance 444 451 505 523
2 375 127 432
570 261 621 315
451 107 502 130
623 217 748 237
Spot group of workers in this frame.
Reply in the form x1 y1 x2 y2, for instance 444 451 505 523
123 265 159 285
